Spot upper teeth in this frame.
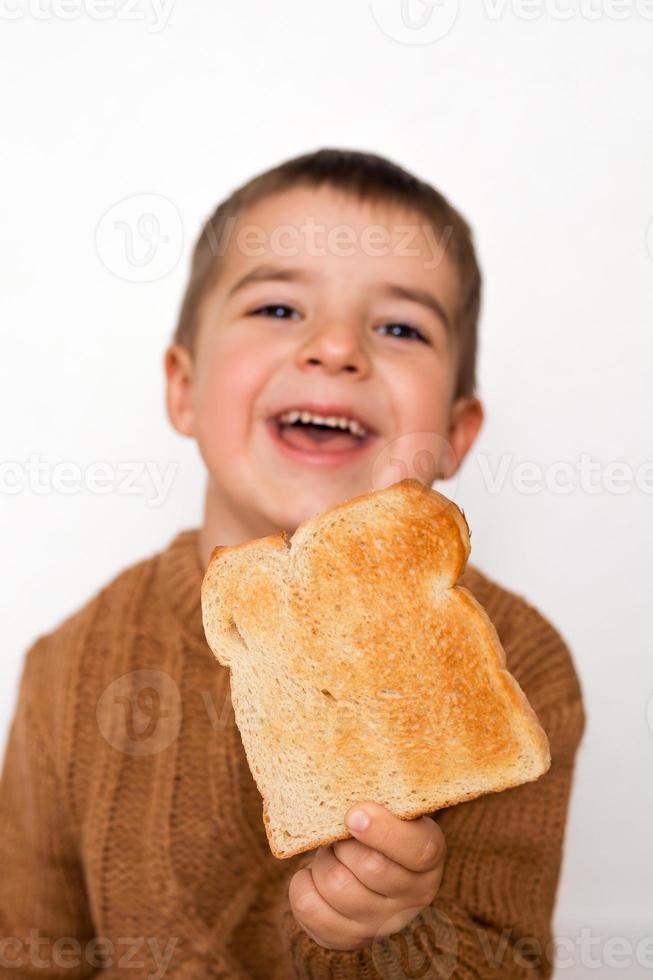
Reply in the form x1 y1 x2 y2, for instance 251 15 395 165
278 409 367 437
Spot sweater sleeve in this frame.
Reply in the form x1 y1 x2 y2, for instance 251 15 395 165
272 603 586 980
0 644 99 979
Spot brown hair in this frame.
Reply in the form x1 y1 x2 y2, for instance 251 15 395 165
173 147 481 399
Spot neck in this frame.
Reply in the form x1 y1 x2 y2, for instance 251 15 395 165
197 479 281 569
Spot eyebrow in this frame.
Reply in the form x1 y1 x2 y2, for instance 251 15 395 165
226 264 312 298
226 264 452 334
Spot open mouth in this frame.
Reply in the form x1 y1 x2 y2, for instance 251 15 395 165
266 410 377 462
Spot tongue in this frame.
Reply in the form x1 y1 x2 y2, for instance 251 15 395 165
280 422 361 452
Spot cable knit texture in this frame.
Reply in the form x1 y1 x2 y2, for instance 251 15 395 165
0 529 585 979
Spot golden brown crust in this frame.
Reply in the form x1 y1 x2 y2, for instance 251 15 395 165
453 585 552 771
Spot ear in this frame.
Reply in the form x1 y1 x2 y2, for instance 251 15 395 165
442 396 484 479
164 343 196 438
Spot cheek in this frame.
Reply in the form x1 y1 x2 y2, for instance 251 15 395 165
377 359 453 486
388 356 449 428
195 336 273 449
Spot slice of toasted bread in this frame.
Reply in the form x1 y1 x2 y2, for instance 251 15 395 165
201 478 551 859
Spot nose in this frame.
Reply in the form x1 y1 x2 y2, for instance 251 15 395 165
295 319 371 378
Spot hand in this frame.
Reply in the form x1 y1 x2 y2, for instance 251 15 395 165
288 800 446 952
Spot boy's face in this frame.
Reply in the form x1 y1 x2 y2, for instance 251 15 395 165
166 185 483 543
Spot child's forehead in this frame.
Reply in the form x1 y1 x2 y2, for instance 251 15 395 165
218 184 458 294
236 183 426 233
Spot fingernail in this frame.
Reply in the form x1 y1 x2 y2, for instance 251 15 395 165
346 809 370 831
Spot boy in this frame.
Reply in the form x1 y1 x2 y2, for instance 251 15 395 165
0 148 585 978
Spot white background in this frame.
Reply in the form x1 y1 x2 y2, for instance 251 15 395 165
1 2 652 976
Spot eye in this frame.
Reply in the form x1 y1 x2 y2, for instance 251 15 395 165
376 322 428 344
250 304 301 320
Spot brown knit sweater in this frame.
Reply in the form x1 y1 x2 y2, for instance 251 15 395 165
0 529 585 979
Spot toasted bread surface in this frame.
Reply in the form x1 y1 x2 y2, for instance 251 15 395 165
201 478 551 858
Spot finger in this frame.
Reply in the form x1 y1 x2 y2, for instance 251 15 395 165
310 844 391 920
332 836 428 900
343 801 446 873
288 866 372 951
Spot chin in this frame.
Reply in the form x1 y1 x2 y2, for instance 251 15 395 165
255 480 369 536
